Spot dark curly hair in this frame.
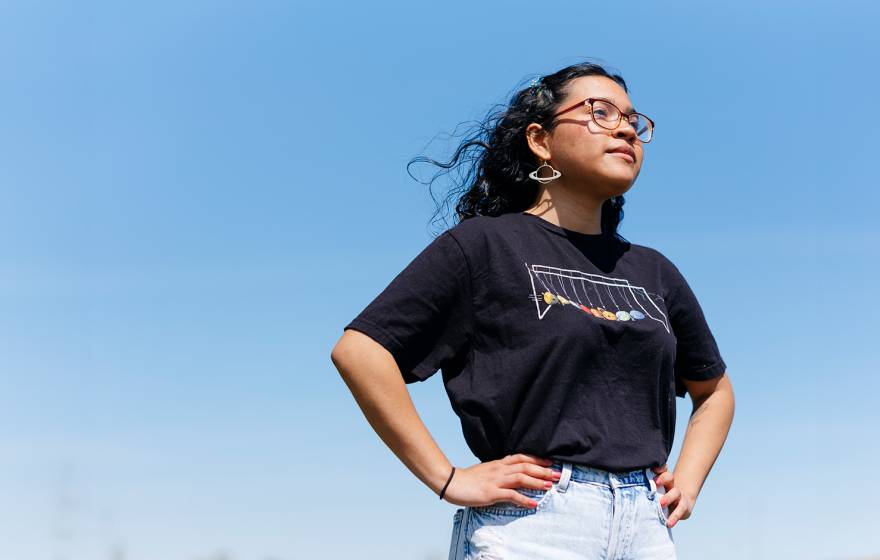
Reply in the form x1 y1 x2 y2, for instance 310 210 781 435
408 59 631 241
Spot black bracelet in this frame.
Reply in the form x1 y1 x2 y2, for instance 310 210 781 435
438 466 456 500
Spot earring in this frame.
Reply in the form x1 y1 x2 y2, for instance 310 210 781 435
529 160 561 184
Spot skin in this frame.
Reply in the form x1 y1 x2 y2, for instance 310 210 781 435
331 74 735 524
523 75 644 232
523 75 736 528
331 329 560 510
655 374 735 528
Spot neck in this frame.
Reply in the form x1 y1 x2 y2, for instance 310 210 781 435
523 182 609 235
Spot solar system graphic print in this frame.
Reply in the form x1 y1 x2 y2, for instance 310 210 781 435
525 262 671 333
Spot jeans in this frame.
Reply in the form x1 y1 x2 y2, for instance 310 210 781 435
447 461 676 560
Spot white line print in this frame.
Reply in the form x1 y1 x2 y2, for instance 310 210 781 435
524 262 670 333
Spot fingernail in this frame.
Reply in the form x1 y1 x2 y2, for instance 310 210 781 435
545 480 553 488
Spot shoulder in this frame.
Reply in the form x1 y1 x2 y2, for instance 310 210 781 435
625 240 679 270
411 215 504 273
446 213 511 236
620 240 687 298
443 213 515 249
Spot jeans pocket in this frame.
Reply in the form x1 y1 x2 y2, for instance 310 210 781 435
655 491 669 525
473 485 554 517
448 508 465 560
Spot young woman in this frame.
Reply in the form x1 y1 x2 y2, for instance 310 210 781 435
331 60 735 560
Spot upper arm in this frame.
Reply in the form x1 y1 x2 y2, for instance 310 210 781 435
662 256 728 399
339 230 472 384
682 370 732 402
331 327 386 363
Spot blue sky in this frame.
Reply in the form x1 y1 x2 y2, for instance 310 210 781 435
1 1 878 559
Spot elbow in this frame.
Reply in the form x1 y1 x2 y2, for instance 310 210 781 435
718 373 735 406
331 341 351 371
331 329 400 386
330 329 372 378
330 334 353 374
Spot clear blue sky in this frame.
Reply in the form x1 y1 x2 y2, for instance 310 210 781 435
1 1 877 559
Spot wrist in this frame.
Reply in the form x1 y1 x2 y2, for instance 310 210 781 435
438 465 456 501
429 461 454 495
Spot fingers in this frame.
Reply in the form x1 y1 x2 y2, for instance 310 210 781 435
500 454 556 486
659 487 682 527
503 453 555 467
653 469 674 491
665 500 682 527
495 454 560 506
500 488 540 508
517 462 561 481
658 486 677 508
503 468 560 492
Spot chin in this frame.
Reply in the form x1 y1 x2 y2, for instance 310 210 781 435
603 173 637 191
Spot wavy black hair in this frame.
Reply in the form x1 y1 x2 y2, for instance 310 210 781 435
408 60 631 240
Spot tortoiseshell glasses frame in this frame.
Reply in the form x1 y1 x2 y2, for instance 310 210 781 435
551 98 655 143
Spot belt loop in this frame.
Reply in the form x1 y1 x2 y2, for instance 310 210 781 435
645 467 657 493
557 462 573 493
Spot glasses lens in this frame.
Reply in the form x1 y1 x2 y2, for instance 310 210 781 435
591 100 653 142
590 100 619 128
630 114 653 142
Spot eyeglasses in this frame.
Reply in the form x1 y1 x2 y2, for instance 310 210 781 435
552 98 655 143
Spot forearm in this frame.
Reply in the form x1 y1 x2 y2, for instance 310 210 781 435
331 333 453 496
673 386 735 501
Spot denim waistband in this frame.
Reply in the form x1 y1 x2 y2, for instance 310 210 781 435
550 461 656 489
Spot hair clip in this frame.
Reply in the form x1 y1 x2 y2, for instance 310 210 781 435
529 78 542 88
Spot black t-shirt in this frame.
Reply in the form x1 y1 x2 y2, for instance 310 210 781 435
343 211 727 471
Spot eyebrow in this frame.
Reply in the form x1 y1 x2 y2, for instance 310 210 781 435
592 96 636 114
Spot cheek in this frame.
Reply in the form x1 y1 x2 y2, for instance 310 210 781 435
555 132 606 168
560 151 604 177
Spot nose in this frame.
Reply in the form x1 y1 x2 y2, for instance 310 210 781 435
613 118 638 142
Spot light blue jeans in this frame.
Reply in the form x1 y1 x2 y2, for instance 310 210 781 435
447 461 676 560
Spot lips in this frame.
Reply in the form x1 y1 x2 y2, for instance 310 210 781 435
608 152 635 163
607 145 636 163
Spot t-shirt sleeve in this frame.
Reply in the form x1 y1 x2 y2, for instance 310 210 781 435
664 259 727 398
342 230 472 384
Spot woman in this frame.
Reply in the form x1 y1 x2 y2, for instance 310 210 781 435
330 60 735 560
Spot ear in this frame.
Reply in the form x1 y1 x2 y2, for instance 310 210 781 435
525 123 552 162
